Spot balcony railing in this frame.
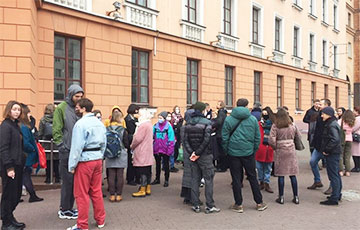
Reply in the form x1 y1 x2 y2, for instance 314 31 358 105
45 0 92 11
180 20 205 42
218 33 238 51
123 1 158 30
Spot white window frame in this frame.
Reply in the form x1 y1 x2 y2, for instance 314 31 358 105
293 0 302 7
220 0 238 37
348 42 352 58
293 25 301 58
333 3 338 31
333 45 338 70
309 0 316 16
322 39 328 66
182 0 204 26
309 32 316 62
274 14 284 52
250 1 264 45
322 0 328 23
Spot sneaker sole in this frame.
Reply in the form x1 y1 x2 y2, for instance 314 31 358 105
59 215 78 220
231 209 243 213
257 206 268 211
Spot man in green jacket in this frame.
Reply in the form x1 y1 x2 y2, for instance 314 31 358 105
222 98 267 213
53 85 84 220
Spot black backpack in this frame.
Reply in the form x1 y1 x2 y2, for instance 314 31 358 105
43 121 53 140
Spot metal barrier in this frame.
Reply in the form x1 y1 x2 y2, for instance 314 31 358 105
38 139 59 185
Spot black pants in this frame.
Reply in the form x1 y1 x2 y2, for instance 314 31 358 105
173 133 181 162
23 166 35 195
126 150 139 183
45 159 60 181
135 166 151 187
155 153 170 182
60 158 75 211
353 156 360 169
108 168 124 195
229 154 263 205
1 165 23 225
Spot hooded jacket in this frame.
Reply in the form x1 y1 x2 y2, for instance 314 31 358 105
153 121 175 156
104 106 127 128
53 85 84 159
222 107 260 157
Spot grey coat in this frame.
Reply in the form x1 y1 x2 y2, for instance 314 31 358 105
269 124 301 176
180 126 192 188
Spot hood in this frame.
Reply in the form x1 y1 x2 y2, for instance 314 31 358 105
111 105 121 113
231 107 251 121
65 85 84 107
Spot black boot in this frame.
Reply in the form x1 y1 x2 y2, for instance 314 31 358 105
10 217 25 229
29 192 44 203
151 179 160 185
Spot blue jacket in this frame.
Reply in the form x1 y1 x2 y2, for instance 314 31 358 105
68 113 107 172
21 124 39 167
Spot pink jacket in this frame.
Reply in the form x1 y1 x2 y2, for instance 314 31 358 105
131 121 154 167
338 119 353 142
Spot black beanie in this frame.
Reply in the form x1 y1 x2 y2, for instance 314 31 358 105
193 102 206 112
322 107 335 117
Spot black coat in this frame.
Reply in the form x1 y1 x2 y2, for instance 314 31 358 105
303 106 318 124
0 119 25 171
212 108 227 138
312 111 325 151
125 114 138 145
320 117 342 155
183 114 212 156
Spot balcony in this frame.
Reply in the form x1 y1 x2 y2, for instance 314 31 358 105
180 20 206 42
249 43 264 58
273 50 285 63
45 0 92 11
122 1 159 30
292 56 302 68
218 33 239 51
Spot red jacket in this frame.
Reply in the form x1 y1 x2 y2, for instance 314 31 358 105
255 122 274 163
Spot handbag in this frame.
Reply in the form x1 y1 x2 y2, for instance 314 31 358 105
353 133 360 143
294 126 305 151
33 142 47 169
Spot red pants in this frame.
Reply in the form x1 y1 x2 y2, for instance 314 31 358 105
74 160 105 229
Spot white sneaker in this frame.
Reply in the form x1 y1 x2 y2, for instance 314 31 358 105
200 178 205 187
22 186 27 196
97 222 105 229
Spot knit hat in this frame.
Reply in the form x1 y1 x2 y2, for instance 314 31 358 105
159 111 168 119
193 102 206 112
322 107 335 117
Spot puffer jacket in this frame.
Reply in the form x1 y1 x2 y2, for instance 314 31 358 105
320 116 342 155
153 121 175 156
222 107 260 157
183 112 212 156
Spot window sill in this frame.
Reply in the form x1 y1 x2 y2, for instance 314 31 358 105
321 21 329 27
273 50 286 63
292 56 302 68
332 28 340 34
308 13 317 20
321 65 329 75
292 4 303 12
308 61 317 71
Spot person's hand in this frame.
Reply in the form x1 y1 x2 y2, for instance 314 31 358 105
323 152 329 156
7 170 15 179
70 170 75 174
190 152 200 162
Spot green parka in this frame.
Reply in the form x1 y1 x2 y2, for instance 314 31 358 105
222 107 260 157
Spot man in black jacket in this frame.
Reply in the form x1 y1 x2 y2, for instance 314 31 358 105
303 99 320 151
307 99 331 190
319 107 342 205
184 102 220 214
212 101 228 172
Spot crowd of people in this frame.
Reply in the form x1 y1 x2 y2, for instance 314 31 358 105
0 84 358 230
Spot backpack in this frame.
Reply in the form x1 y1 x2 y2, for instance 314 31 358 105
104 126 125 159
43 121 53 140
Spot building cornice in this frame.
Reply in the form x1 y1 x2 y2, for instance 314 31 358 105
346 2 355 13
347 26 356 36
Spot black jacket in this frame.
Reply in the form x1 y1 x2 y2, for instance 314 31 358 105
303 106 318 124
183 112 212 156
312 110 325 151
125 114 138 145
0 119 25 171
320 117 342 155
212 108 227 138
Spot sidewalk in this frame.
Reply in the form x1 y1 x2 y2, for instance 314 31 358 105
9 135 360 230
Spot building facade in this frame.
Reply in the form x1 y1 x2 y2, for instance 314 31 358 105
0 0 350 121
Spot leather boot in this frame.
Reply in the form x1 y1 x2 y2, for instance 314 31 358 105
29 192 44 203
132 186 146 197
259 181 264 190
307 182 323 190
264 183 274 193
323 186 332 195
115 195 122 202
109 195 115 202
145 185 151 196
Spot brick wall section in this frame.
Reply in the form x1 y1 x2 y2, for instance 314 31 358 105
354 0 360 83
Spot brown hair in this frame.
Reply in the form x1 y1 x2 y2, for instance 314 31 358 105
77 98 94 112
342 110 355 127
20 104 31 128
44 103 55 115
173 105 180 113
354 106 360 115
110 110 123 123
217 100 225 109
275 108 292 128
3 100 22 120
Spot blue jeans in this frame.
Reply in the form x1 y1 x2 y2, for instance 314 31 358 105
310 149 324 183
256 161 272 184
325 153 342 201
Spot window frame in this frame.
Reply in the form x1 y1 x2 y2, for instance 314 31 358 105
187 59 199 105
324 84 329 98
333 4 338 30
185 0 197 24
128 0 148 7
322 0 328 23
348 12 351 27
131 49 150 104
293 27 299 57
54 34 82 102
252 7 260 44
309 33 315 62
334 45 338 70
335 86 339 108
225 66 234 107
254 71 262 104
322 40 328 66
223 0 232 35
295 79 301 110
275 17 281 51
277 75 283 108
348 42 352 58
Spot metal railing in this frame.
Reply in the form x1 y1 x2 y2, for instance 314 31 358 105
38 139 59 185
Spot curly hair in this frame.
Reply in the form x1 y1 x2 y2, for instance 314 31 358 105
342 110 355 127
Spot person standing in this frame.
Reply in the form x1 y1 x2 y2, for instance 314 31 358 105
105 111 129 202
319 107 343 205
338 110 355 177
303 100 320 153
351 106 360 172
67 98 106 230
212 101 228 173
151 112 175 187
336 107 346 120
269 109 302 204
53 84 84 219
171 106 184 170
0 101 26 230
131 109 154 198
222 98 267 213
124 104 140 186
19 104 44 203
256 107 275 193
183 102 220 214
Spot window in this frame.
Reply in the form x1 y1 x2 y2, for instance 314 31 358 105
185 0 197 24
224 0 231 35
335 86 339 108
293 0 301 6
128 0 147 7
348 12 351 27
309 34 315 62
225 66 234 107
187 59 198 105
131 49 149 104
252 7 259 44
334 45 338 69
275 17 281 51
295 79 301 109
322 0 328 22
54 35 82 101
348 42 352 58
324 84 328 98
277 75 283 108
254 71 261 103
322 40 327 66
310 0 315 15
333 5 338 30
293 27 299 57
311 82 316 104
